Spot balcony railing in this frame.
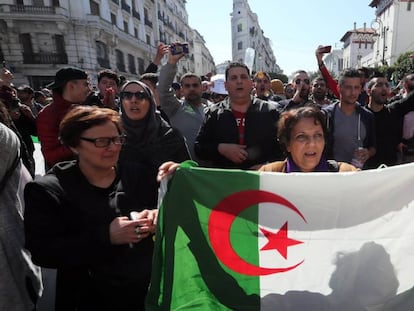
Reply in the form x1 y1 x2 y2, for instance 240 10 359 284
132 9 140 20
23 52 68 64
97 57 110 68
10 5 55 14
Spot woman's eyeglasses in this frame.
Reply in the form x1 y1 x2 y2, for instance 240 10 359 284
79 135 127 148
121 91 149 100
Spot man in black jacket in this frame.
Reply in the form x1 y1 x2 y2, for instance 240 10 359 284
194 62 284 169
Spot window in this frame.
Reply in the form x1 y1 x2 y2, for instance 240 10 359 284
20 33 33 54
237 23 242 32
54 35 65 54
123 21 128 32
115 49 125 72
111 13 116 25
90 0 100 16
134 28 138 38
128 54 136 74
96 41 109 68
146 34 150 45
237 41 243 50
138 57 145 74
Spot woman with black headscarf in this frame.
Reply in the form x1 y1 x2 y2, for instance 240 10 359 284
118 80 190 202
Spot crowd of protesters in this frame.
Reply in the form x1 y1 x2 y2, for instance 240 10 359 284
1 41 414 310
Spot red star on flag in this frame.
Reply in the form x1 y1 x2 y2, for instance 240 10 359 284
260 222 303 259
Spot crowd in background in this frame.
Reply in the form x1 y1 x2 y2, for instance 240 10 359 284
1 41 414 310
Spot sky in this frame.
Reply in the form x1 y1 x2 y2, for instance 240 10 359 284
186 0 377 77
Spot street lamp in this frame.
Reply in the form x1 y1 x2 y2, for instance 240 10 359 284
371 18 389 66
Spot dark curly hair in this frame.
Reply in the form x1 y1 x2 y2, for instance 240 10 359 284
277 106 327 153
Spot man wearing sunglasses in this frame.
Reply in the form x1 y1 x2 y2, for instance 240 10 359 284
158 43 209 163
278 70 314 112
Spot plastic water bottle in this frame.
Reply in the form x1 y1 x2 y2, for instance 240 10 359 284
351 147 364 169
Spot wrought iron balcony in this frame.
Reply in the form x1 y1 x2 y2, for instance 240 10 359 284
10 5 55 14
23 52 68 64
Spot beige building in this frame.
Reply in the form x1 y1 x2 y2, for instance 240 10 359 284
231 0 280 74
0 0 215 89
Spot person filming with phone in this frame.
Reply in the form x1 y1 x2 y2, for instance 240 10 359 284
158 42 210 164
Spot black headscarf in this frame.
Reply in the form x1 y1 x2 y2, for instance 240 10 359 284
120 80 160 148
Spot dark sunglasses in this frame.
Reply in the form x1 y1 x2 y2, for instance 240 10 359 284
80 135 127 148
295 79 310 85
121 91 149 100
182 83 200 89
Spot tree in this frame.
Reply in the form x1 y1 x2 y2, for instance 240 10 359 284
393 50 414 80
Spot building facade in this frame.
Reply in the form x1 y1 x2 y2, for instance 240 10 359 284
340 23 377 69
368 0 414 67
231 0 280 74
0 0 215 88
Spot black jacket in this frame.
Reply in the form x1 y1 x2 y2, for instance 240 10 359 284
24 161 155 311
194 96 284 169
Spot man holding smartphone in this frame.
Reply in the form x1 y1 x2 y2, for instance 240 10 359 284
158 42 207 163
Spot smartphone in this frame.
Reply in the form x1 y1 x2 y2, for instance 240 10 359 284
171 43 189 55
320 45 332 54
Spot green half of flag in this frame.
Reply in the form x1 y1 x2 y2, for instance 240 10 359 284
31 135 39 143
146 166 262 310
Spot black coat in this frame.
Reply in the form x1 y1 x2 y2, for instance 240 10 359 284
24 161 155 311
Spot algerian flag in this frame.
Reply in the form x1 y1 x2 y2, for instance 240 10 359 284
146 163 414 311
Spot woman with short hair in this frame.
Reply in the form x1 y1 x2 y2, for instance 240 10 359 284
24 105 157 311
258 106 358 172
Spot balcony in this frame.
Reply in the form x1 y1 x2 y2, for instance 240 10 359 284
132 9 140 20
97 57 110 68
23 52 68 64
10 5 55 14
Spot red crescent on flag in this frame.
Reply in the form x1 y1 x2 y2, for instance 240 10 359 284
208 190 306 276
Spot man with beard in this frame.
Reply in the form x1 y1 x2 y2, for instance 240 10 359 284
388 72 414 163
278 70 314 111
323 69 376 169
364 74 400 168
194 62 283 169
158 43 210 162
252 71 273 101
311 76 332 108
37 67 91 168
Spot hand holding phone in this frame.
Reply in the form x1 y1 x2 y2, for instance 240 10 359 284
319 45 332 54
170 43 189 55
